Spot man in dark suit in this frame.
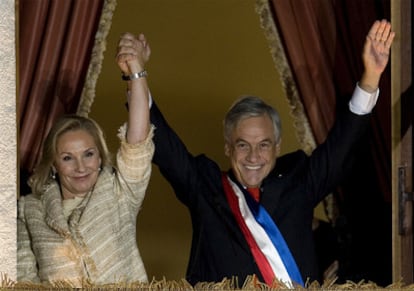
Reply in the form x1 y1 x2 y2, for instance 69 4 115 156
122 20 394 287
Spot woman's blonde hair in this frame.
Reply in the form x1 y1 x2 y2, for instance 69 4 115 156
29 115 112 195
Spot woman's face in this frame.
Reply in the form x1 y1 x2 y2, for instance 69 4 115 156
54 129 101 199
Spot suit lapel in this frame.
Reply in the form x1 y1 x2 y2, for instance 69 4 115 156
208 170 251 253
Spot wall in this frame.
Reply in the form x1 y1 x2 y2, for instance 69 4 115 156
90 0 301 281
0 0 16 281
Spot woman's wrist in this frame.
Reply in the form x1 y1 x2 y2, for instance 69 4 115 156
121 70 147 81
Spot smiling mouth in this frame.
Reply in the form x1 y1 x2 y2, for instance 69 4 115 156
245 165 261 170
73 174 90 179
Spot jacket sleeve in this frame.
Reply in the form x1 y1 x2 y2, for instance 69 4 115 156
115 123 155 210
150 101 212 206
17 196 40 282
306 108 371 205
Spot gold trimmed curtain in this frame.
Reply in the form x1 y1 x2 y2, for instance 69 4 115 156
256 0 336 149
255 0 317 156
19 0 116 176
256 0 392 286
77 1 117 117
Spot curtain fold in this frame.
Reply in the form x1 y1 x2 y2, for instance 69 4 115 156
333 0 392 203
266 0 337 145
19 0 104 174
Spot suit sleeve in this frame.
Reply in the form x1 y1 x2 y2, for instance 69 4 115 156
307 107 371 205
150 101 203 206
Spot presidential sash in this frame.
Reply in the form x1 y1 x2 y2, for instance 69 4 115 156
222 173 304 287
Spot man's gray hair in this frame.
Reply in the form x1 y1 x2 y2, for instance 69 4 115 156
223 95 282 144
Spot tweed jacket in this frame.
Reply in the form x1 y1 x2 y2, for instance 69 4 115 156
17 125 154 286
150 96 371 285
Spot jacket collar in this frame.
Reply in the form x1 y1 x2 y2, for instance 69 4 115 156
41 181 71 238
41 167 115 237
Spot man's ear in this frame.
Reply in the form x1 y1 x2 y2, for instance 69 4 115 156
224 143 231 157
276 139 282 156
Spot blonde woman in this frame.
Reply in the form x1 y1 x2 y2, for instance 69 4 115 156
17 33 153 286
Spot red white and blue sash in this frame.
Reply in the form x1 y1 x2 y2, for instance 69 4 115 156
222 173 304 287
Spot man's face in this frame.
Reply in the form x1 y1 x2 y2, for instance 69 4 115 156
225 115 280 188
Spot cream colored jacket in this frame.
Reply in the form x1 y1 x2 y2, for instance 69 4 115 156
17 125 154 286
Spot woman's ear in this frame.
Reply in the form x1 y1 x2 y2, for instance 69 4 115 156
51 165 57 179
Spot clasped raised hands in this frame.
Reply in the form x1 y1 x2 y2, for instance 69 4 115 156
116 33 151 76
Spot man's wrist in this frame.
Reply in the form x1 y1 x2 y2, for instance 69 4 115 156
358 82 377 93
359 72 380 93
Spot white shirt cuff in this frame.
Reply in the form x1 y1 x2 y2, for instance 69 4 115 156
349 83 379 115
